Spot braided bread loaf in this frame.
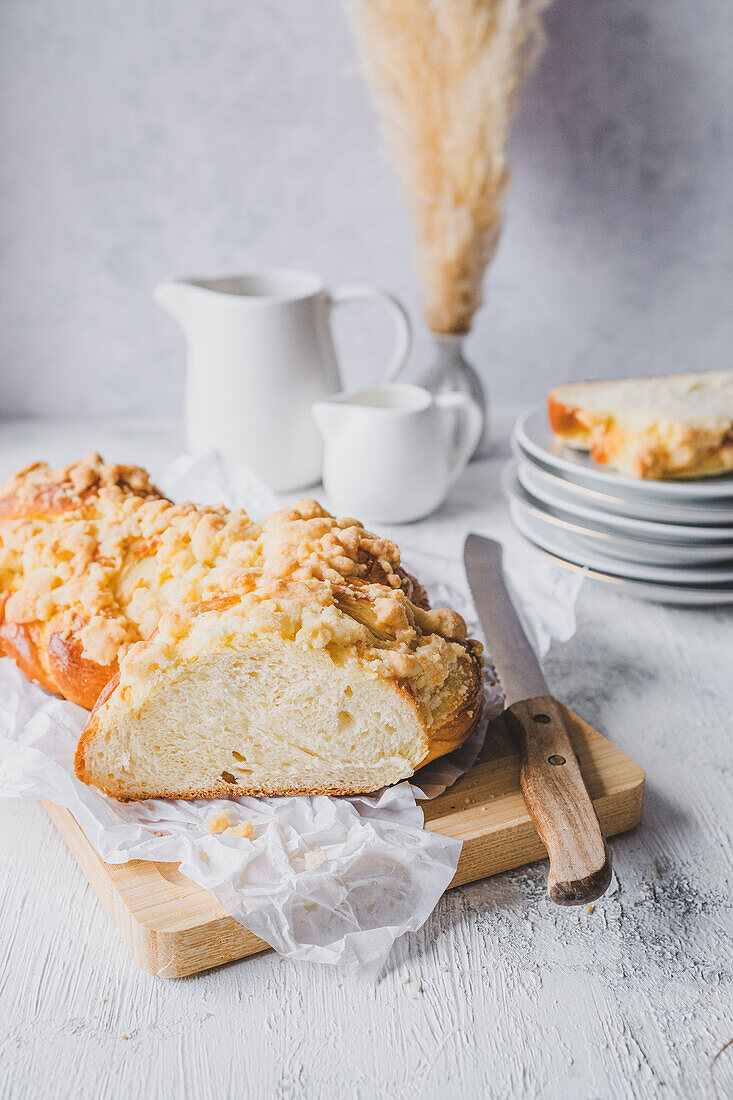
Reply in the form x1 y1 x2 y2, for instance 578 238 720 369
0 454 483 800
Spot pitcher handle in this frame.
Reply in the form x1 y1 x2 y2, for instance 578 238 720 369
329 283 411 382
436 392 483 483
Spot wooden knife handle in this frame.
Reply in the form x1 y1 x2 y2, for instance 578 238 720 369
506 695 612 906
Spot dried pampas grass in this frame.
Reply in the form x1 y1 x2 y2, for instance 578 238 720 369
347 0 550 334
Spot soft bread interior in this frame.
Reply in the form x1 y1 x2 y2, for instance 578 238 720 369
549 372 733 426
77 641 434 799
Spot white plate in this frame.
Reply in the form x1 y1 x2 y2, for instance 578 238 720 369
513 454 733 526
509 503 733 586
510 524 733 607
514 462 733 544
502 465 733 565
514 405 733 503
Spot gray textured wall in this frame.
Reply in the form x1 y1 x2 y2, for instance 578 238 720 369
0 0 730 418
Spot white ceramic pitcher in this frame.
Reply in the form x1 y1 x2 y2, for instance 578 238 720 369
155 269 411 491
312 383 483 523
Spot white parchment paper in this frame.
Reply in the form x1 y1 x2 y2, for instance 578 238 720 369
0 453 583 977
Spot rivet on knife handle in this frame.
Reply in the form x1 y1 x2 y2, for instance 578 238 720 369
506 695 612 905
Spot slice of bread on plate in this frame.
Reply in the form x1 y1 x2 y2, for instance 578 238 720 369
548 371 733 480
0 454 483 800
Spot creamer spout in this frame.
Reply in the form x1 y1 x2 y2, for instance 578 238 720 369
153 279 201 329
310 397 346 441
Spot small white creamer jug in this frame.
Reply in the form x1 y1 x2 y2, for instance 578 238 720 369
155 268 411 492
312 383 483 523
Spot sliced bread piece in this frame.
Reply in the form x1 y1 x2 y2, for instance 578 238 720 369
75 592 484 801
548 371 733 479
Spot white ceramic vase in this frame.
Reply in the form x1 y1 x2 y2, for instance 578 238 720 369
420 334 489 458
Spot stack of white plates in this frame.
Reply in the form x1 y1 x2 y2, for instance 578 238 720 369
505 406 733 606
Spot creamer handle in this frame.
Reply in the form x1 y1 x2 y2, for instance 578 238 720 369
436 392 483 482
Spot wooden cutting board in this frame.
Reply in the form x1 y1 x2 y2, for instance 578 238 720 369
44 708 644 978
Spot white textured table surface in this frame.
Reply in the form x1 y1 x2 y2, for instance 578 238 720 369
0 417 731 1100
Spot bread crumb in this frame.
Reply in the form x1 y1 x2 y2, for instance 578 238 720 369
401 976 410 984
304 849 327 870
586 903 595 914
439 964 449 973
225 821 253 839
408 981 422 995
205 809 231 834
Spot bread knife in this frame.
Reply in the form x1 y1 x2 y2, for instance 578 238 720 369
464 533 612 905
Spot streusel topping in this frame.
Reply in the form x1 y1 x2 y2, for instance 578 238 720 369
0 455 480 698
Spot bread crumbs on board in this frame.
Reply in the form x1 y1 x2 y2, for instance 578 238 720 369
205 809 231 834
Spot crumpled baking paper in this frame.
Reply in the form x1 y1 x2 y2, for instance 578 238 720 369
0 453 583 978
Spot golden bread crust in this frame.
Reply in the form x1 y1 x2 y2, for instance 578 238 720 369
0 453 163 519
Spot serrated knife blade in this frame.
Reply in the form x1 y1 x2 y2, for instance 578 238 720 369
463 533 548 706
